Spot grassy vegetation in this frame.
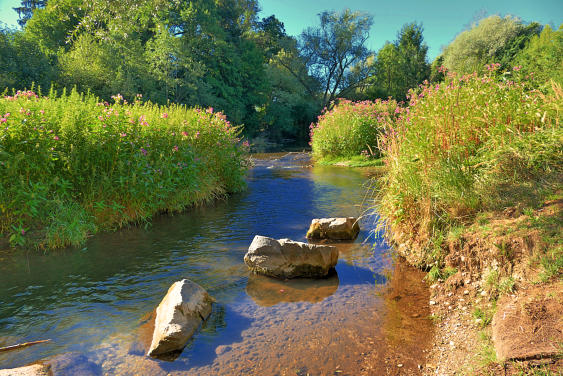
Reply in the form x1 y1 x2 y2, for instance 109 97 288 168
310 99 398 162
0 89 248 249
375 66 562 268
314 155 385 167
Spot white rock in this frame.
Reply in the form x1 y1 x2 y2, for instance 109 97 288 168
147 279 213 357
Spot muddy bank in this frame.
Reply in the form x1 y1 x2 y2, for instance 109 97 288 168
396 200 563 375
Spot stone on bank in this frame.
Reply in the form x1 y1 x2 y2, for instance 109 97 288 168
244 235 338 279
147 279 213 357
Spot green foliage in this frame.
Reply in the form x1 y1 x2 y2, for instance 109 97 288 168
299 9 373 107
376 67 562 265
424 265 457 282
314 155 385 168
0 89 248 248
442 15 534 74
310 99 398 159
516 24 563 85
472 307 494 327
13 0 47 27
368 22 430 101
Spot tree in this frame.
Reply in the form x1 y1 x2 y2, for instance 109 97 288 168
442 15 537 74
14 0 47 27
395 23 430 93
297 9 373 108
516 24 563 85
367 22 430 100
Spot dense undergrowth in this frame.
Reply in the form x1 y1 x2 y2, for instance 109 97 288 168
375 66 562 268
0 89 249 249
310 99 398 162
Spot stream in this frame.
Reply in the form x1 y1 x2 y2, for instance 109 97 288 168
0 153 432 375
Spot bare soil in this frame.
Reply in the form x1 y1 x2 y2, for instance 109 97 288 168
418 200 563 375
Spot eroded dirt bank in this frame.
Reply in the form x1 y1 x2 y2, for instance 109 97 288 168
398 200 563 375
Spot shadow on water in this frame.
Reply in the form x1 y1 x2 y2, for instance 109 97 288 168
245 272 340 307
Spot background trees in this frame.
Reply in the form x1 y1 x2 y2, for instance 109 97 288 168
367 23 430 101
298 10 373 108
1 2 561 145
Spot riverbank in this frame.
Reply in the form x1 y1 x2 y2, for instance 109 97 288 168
373 74 562 374
0 90 248 250
417 198 563 374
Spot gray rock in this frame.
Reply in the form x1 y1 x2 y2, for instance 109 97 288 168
244 236 338 279
147 279 213 357
306 217 360 240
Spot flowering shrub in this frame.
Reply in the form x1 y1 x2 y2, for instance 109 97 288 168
0 89 249 248
376 65 562 265
309 99 398 159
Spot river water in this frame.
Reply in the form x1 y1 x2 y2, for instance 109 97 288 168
0 153 432 375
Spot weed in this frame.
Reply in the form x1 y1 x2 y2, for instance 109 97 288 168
473 307 494 327
310 99 398 159
373 70 562 267
0 89 249 249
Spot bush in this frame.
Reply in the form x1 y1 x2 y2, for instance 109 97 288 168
376 66 562 264
0 88 249 248
309 99 398 160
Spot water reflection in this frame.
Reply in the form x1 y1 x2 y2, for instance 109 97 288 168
245 272 339 307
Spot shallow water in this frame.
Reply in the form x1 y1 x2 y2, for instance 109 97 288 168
0 153 432 375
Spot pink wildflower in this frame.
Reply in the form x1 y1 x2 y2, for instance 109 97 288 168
161 113 168 118
206 107 213 114
54 135 59 140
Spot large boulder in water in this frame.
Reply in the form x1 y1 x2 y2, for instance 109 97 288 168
244 236 338 279
306 217 360 240
147 279 213 357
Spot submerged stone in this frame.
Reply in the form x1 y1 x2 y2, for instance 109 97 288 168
244 235 338 279
147 279 213 357
306 217 360 240
0 364 50 376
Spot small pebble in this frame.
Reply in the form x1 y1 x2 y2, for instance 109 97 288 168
463 290 469 295
397 364 403 368
430 300 436 305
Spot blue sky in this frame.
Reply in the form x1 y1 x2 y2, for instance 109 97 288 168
1 0 562 60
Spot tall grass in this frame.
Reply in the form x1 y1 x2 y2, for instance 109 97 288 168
376 66 562 266
310 99 398 160
0 88 249 249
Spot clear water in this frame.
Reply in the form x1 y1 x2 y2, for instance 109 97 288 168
0 153 432 375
